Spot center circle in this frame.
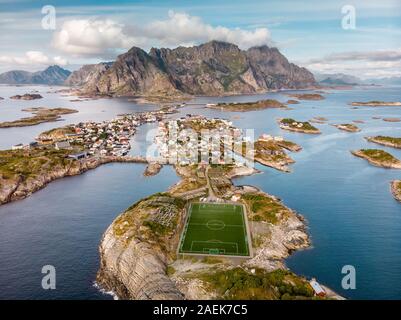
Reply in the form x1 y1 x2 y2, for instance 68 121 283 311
206 220 225 230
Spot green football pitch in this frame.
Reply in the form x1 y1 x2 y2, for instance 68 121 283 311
178 203 250 256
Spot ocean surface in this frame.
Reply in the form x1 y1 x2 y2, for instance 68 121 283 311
0 85 401 299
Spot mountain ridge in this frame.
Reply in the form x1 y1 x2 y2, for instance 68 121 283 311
68 41 317 96
0 65 71 85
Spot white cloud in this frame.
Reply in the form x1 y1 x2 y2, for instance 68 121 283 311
52 11 271 58
52 19 135 57
301 48 401 79
0 51 68 66
143 11 271 49
309 49 401 64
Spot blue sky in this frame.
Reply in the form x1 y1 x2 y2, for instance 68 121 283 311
0 0 400 78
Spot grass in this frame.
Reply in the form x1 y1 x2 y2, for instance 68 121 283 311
288 93 324 100
371 136 401 147
215 99 285 112
179 203 250 256
242 193 290 224
359 149 399 163
199 267 315 300
0 108 78 128
0 147 76 180
113 193 186 252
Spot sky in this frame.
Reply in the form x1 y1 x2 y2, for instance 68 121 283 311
0 0 400 78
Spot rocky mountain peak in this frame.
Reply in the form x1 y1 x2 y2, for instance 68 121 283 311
76 41 316 96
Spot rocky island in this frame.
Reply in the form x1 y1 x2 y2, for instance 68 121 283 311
10 93 43 100
333 123 361 132
351 149 401 169
383 118 401 122
96 161 339 300
143 162 163 176
366 136 401 149
242 137 298 172
208 99 287 112
286 93 325 100
350 101 401 107
278 118 321 134
0 107 78 128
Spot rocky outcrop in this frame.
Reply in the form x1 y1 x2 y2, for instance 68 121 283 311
64 62 113 88
245 205 310 271
96 163 312 300
97 224 184 300
78 41 316 96
0 156 149 205
0 66 71 85
391 180 401 203
143 162 162 176
10 93 43 100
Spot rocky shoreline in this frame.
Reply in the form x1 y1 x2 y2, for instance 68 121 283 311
333 124 361 133
0 107 78 128
0 156 148 206
10 93 43 100
96 163 342 300
351 149 401 169
365 136 401 149
390 180 401 203
143 162 163 176
350 101 401 107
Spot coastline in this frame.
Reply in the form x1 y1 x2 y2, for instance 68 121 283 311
390 180 401 203
366 136 401 149
0 155 151 206
351 150 401 169
96 161 343 300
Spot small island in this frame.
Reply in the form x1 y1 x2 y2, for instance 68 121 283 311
242 139 295 172
207 99 286 112
390 180 401 203
278 118 321 134
286 93 325 100
366 136 401 149
143 162 163 176
383 118 401 122
350 101 401 107
333 123 361 132
0 107 78 128
351 149 401 169
310 116 328 124
10 93 43 100
286 99 300 104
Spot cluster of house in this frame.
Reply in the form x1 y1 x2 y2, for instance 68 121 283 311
65 112 164 157
155 115 246 166
280 121 305 129
11 108 177 159
258 134 284 142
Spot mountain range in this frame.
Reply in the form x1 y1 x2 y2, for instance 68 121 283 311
67 41 317 96
0 65 71 85
315 73 362 86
